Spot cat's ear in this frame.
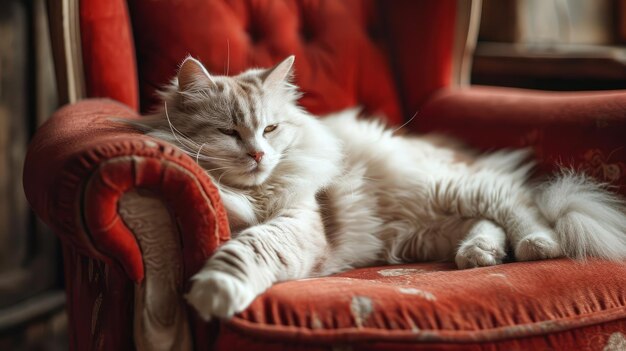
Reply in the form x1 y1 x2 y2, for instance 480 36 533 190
261 55 295 90
178 56 216 92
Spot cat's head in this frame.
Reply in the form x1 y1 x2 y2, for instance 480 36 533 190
142 56 305 188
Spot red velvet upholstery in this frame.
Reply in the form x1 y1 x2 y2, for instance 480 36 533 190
24 0 626 350
78 0 460 121
80 0 139 110
127 0 411 123
24 100 230 282
24 100 229 350
382 1 458 114
418 87 626 195
220 260 626 350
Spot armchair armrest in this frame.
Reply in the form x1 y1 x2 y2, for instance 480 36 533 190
24 99 230 282
416 86 626 193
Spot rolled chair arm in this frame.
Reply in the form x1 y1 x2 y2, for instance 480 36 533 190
24 99 230 282
417 86 626 193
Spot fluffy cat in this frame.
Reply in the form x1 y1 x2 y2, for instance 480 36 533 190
130 56 626 321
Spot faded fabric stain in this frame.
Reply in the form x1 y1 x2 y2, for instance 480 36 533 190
350 296 373 328
398 287 436 301
377 268 427 277
604 332 626 351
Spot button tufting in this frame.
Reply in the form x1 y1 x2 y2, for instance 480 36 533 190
130 0 405 124
368 26 381 42
248 26 262 44
297 4 316 44
300 26 314 43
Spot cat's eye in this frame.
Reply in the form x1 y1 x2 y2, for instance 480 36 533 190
218 128 238 137
264 124 278 134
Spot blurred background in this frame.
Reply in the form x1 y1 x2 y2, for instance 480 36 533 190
0 0 625 349
475 0 626 90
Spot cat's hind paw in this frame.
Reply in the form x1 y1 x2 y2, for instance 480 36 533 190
515 232 562 261
455 236 506 269
185 270 256 321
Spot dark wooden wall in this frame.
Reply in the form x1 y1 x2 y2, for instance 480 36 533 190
0 0 66 349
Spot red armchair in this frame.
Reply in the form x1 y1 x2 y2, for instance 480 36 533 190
25 0 626 350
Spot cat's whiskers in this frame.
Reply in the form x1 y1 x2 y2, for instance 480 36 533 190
180 150 233 171
184 150 229 162
391 110 419 135
198 155 229 162
179 148 208 160
205 165 235 173
196 143 207 164
162 100 236 166
217 169 236 186
164 100 201 148
174 144 205 160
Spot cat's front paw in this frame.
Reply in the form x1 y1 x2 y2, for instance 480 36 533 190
455 236 506 269
185 270 256 321
515 232 562 261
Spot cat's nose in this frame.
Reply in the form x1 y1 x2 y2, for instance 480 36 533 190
248 151 265 163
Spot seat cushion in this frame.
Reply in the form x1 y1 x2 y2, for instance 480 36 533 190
216 259 626 350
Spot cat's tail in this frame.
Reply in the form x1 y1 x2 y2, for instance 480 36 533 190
536 170 626 260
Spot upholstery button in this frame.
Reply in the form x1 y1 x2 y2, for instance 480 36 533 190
248 28 262 44
300 27 314 42
367 25 382 42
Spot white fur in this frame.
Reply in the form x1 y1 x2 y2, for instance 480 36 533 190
536 171 626 259
135 57 626 321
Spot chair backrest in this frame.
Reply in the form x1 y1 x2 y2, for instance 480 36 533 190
51 0 480 123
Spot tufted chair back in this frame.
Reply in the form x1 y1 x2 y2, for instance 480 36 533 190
73 0 477 125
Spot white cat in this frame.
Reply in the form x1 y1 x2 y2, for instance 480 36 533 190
131 56 626 321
